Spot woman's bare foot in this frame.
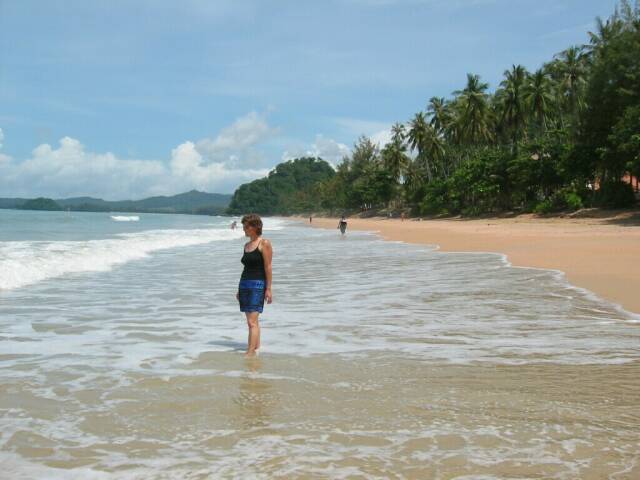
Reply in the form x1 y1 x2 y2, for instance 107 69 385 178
244 350 257 358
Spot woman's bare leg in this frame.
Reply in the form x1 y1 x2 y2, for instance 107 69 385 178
245 312 260 356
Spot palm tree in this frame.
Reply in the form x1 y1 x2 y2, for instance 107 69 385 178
498 64 528 144
443 97 465 146
585 15 622 56
407 112 434 182
381 123 409 182
424 126 446 178
454 73 493 145
427 97 449 135
554 46 588 120
618 0 640 25
391 122 406 145
523 68 555 131
403 158 424 197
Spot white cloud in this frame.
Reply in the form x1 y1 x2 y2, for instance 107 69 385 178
1 136 168 199
170 141 269 191
195 111 278 167
0 113 278 199
334 117 393 148
0 128 11 165
282 134 350 166
334 117 391 136
280 120 394 168
369 129 393 148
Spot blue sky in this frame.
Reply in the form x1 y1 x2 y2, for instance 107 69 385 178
0 0 619 199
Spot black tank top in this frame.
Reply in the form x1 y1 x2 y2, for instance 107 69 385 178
241 240 266 280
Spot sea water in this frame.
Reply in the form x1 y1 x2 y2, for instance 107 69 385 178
0 210 638 479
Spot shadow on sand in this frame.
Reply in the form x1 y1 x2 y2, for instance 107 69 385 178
602 210 640 226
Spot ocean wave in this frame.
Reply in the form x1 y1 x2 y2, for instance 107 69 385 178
0 227 243 291
111 215 140 222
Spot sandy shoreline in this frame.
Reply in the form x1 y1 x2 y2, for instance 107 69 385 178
294 212 640 315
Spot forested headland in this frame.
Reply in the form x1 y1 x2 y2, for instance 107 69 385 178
227 158 335 215
229 1 640 217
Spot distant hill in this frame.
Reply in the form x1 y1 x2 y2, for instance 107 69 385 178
1 190 232 215
125 190 231 210
0 198 30 209
55 196 111 207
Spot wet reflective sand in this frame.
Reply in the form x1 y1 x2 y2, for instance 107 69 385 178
2 353 639 478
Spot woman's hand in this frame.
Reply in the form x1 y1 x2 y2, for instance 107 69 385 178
236 291 239 301
265 288 273 304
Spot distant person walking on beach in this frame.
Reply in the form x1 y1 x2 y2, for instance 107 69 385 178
236 214 273 357
338 216 348 235
309 215 313 224
230 220 237 230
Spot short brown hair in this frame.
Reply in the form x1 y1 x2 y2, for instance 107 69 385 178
241 214 263 235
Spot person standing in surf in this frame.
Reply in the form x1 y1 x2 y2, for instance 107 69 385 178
338 215 348 235
237 214 273 357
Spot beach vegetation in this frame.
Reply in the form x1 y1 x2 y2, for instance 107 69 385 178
229 1 640 217
533 199 555 215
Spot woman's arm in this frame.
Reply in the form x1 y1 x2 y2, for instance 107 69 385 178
261 239 273 304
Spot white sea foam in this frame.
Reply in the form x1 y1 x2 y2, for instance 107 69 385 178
0 216 286 291
110 215 139 222
0 227 243 291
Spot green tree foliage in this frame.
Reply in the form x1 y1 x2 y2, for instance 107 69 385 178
454 74 494 145
497 65 529 146
227 157 335 214
381 123 410 183
318 137 399 211
523 69 555 132
553 46 589 129
407 112 438 181
581 0 640 194
609 105 640 182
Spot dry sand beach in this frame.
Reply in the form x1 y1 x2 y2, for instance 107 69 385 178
303 211 640 314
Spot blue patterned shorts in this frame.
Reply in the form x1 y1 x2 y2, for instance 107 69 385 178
238 279 266 313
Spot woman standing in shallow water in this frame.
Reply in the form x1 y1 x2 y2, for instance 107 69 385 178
236 214 273 357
